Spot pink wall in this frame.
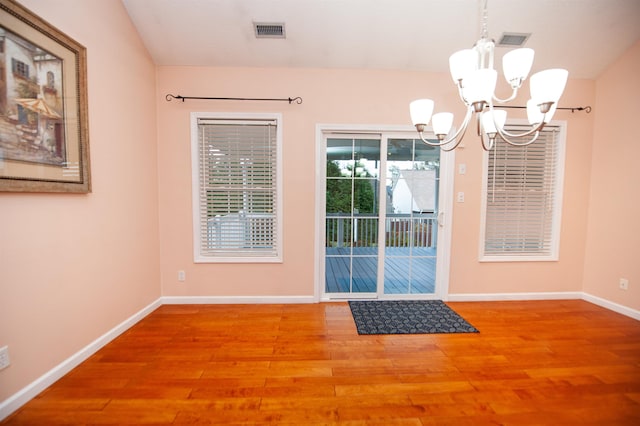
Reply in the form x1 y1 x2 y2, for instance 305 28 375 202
583 41 640 310
0 0 160 401
156 67 595 298
157 67 447 297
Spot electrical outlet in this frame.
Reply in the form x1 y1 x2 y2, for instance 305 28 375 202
0 346 10 370
178 270 186 282
619 278 629 290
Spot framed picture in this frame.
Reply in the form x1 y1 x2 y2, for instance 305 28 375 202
0 0 90 192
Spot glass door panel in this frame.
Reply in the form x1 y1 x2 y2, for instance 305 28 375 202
325 137 380 296
384 138 439 295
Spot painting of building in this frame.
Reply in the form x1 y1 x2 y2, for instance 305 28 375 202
0 26 65 167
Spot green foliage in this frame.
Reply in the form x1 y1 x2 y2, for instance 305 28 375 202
326 161 376 214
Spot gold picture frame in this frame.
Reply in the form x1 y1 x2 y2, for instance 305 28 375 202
0 0 90 192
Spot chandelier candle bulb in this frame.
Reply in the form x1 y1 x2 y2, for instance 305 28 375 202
502 48 534 87
449 49 479 83
432 112 454 138
462 68 497 105
527 99 558 125
410 99 435 130
530 68 569 104
482 109 507 134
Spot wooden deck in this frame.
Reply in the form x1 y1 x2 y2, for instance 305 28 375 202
4 301 639 424
325 247 436 294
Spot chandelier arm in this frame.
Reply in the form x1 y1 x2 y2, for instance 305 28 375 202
491 86 519 104
456 82 471 106
499 131 541 147
495 119 545 140
479 103 543 146
439 106 474 145
440 142 461 153
479 128 494 151
440 121 471 152
416 106 474 147
416 132 454 147
485 102 545 144
477 114 496 150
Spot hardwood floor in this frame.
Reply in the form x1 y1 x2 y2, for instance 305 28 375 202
3 300 640 425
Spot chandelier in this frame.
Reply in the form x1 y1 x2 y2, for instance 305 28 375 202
409 0 568 151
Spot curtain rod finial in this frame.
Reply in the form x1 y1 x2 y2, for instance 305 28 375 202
165 94 184 102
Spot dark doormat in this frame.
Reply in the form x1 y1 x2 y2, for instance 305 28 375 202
348 300 479 335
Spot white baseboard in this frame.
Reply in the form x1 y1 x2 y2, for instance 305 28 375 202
161 295 316 305
0 298 162 421
582 292 640 320
448 291 583 302
448 291 639 321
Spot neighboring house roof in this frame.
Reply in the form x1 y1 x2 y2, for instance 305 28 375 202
397 170 436 213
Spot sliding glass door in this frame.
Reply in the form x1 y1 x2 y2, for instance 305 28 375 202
322 131 446 299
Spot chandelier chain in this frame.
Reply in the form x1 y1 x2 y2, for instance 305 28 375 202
480 0 489 40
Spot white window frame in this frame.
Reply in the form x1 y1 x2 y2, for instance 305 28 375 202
479 120 566 262
191 112 283 263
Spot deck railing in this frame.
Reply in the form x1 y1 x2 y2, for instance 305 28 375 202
206 212 274 249
326 213 437 249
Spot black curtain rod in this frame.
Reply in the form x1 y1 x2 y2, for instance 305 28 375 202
165 94 303 104
165 93 589 113
496 105 592 113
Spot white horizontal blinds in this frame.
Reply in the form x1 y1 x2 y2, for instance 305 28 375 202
484 126 559 256
198 119 278 257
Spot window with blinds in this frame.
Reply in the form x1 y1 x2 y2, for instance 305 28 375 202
480 124 565 261
191 113 282 262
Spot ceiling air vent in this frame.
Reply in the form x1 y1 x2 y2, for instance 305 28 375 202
497 32 531 47
254 22 286 39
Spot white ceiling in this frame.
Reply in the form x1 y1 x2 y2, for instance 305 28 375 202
122 0 640 79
